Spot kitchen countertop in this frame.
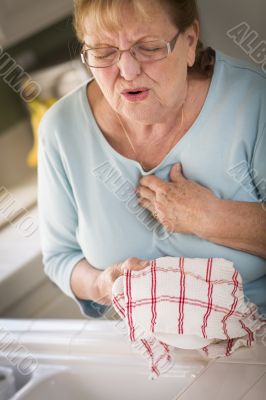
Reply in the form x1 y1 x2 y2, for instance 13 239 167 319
0 206 43 314
0 319 265 399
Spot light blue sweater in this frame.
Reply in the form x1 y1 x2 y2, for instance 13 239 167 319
38 49 266 317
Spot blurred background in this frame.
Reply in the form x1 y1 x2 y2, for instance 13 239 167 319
0 0 265 320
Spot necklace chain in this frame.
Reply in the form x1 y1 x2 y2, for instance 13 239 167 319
115 105 185 171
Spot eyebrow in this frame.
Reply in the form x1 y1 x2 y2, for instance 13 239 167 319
86 35 159 48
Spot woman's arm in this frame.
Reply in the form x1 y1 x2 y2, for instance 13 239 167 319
198 199 266 259
70 258 101 301
70 257 150 305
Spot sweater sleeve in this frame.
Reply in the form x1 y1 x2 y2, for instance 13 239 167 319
37 111 112 319
251 123 266 203
37 115 85 300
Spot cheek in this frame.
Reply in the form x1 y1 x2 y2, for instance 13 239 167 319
92 69 117 99
142 61 184 99
163 56 188 94
145 55 184 85
142 62 166 84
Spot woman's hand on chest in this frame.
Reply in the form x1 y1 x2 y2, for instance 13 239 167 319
136 162 217 237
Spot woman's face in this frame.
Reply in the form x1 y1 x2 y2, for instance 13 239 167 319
83 1 199 124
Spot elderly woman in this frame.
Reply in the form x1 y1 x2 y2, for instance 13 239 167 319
38 0 266 318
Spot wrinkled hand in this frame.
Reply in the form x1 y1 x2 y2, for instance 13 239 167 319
136 163 216 236
95 257 150 305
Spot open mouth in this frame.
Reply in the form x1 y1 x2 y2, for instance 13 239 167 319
122 89 150 101
128 90 144 94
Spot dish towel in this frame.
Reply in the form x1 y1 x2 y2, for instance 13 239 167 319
112 257 265 380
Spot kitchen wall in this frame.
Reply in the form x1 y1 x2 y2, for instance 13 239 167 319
198 0 265 62
0 16 80 135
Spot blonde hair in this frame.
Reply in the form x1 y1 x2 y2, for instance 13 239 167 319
73 0 215 77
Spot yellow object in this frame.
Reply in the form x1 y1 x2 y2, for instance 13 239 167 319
26 97 57 168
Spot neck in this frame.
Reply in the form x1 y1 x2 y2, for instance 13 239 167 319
114 84 188 147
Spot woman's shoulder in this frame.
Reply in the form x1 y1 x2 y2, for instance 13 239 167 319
38 78 93 146
215 49 266 89
213 50 266 114
39 79 92 131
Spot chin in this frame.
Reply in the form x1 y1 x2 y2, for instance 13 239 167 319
124 107 164 124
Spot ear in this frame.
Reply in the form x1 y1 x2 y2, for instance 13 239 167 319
185 19 200 68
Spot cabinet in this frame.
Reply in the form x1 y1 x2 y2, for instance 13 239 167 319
0 0 73 48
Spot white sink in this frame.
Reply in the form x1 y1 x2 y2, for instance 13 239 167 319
0 319 207 400
7 362 203 400
0 319 265 400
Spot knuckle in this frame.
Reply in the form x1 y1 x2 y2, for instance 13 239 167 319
157 188 168 201
155 201 163 212
161 215 168 225
112 262 123 278
160 215 171 228
126 257 139 266
164 184 171 194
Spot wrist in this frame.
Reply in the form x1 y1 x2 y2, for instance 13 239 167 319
94 271 112 305
194 195 222 240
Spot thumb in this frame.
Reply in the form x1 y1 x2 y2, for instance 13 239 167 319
139 259 150 267
130 259 150 271
169 163 183 182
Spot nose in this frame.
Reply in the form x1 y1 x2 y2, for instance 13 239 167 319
117 50 141 81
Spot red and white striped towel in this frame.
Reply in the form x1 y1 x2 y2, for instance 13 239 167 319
112 257 265 380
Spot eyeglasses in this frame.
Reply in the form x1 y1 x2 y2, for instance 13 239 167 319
81 31 181 68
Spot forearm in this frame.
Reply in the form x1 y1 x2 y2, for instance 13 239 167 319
198 199 266 259
70 258 102 301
